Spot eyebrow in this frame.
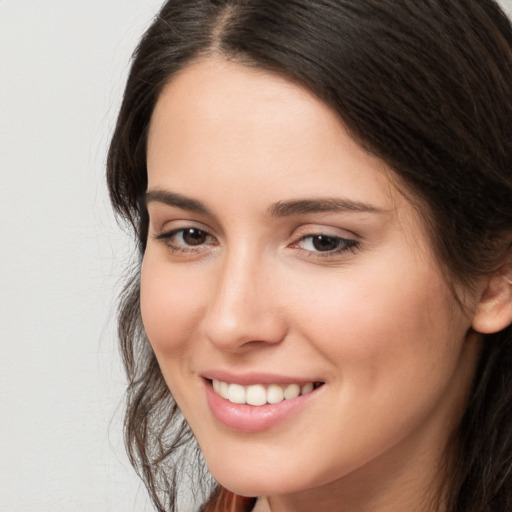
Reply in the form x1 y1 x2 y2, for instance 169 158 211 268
145 189 384 217
145 189 212 215
268 198 384 217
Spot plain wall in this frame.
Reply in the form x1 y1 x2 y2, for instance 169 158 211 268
1 0 511 510
0 1 163 511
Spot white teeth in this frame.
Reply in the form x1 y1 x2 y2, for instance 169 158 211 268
228 383 246 404
219 380 229 399
246 384 267 406
283 383 300 400
212 379 319 406
267 384 284 404
301 382 314 395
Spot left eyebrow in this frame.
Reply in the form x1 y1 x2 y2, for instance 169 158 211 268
268 197 386 217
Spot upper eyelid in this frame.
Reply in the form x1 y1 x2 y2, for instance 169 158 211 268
151 218 214 234
156 226 215 241
146 199 214 222
147 210 224 238
290 223 360 241
147 205 360 232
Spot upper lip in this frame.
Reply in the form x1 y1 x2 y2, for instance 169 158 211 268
201 370 324 386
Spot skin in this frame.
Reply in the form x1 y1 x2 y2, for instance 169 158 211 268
141 57 485 512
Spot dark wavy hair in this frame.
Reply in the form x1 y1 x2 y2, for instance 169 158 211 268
107 1 512 510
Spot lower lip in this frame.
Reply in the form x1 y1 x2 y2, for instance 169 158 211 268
204 380 322 433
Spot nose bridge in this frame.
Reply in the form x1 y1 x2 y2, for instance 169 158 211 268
203 243 285 350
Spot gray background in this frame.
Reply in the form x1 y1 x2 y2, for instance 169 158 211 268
1 0 511 510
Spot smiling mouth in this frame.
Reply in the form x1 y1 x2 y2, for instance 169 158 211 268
210 379 324 407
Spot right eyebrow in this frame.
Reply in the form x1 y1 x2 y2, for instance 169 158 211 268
145 189 212 215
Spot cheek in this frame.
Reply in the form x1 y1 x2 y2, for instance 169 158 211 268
140 253 204 357
139 253 210 411
292 261 465 390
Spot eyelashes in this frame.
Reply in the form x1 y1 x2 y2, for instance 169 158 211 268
154 227 360 259
291 234 359 256
155 227 217 254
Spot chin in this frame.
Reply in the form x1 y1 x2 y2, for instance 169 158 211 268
205 454 327 498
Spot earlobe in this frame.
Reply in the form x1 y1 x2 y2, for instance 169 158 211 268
472 268 512 334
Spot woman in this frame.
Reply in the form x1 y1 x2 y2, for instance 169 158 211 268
107 1 512 511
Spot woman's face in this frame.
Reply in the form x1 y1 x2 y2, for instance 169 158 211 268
141 58 481 506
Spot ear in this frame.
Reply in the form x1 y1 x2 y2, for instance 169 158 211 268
472 262 512 334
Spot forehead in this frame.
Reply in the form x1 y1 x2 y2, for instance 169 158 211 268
148 57 348 168
148 57 400 209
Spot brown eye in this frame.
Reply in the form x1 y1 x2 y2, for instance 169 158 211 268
294 233 359 257
182 228 208 246
311 235 342 252
155 226 216 253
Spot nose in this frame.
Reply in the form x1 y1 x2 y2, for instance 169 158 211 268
202 248 287 352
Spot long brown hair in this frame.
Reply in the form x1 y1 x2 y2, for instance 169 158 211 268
107 1 512 510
